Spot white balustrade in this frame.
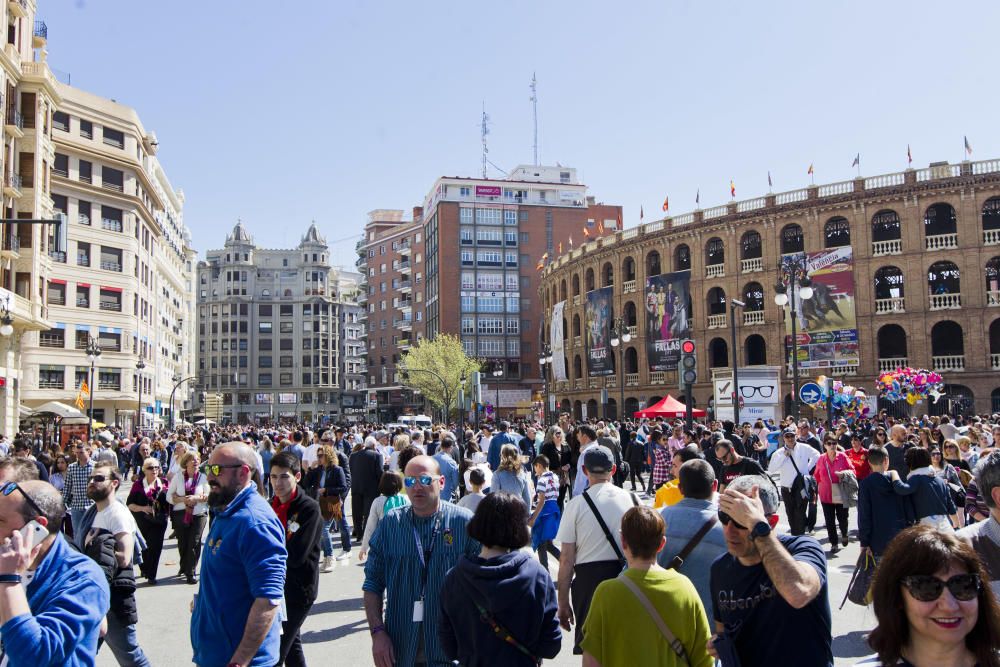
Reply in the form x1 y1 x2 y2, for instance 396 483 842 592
985 229 1000 245
706 263 725 278
993 354 1000 370
627 325 637 337
625 373 640 387
605 376 617 389
707 314 727 329
703 206 727 220
973 159 1000 175
925 233 958 251
932 355 965 372
865 173 905 189
875 297 905 314
623 279 636 293
650 371 666 385
622 228 639 240
737 198 766 212
573 379 584 390
872 239 902 256
818 181 854 197
743 310 764 326
830 365 858 377
776 189 808 205
573 336 582 348
643 220 664 233
989 291 1000 306
671 213 694 226
878 358 908 373
741 257 763 273
929 293 961 310
915 168 932 182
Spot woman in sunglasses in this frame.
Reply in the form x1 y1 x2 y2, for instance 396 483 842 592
862 526 1000 667
126 457 170 584
166 452 209 584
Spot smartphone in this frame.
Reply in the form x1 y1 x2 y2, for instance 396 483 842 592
18 520 47 548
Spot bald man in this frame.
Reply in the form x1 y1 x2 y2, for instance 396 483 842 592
0 480 110 665
191 443 288 667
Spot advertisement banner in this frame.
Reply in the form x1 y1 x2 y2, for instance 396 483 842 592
645 271 693 371
782 247 859 370
585 287 614 376
551 301 567 382
475 185 501 197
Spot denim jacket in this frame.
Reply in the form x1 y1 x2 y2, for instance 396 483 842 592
657 497 728 622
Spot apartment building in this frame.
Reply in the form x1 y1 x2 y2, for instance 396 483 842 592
336 270 367 420
195 223 362 425
361 168 622 421
20 82 195 431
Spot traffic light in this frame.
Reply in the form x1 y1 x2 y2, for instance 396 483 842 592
679 339 697 388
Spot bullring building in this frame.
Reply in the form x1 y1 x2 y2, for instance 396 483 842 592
539 158 1000 419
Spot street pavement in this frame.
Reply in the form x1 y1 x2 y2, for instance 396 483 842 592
97 492 878 666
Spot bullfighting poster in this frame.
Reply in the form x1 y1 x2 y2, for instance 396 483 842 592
645 271 693 371
585 287 614 376
550 300 567 382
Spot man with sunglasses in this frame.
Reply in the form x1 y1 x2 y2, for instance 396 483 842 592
708 475 832 667
768 428 820 536
0 480 110 666
363 455 480 667
191 443 287 667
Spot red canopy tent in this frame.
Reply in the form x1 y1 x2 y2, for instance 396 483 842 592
633 394 706 419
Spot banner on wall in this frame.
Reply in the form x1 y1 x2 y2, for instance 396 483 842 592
551 301 567 382
645 270 693 371
782 247 859 369
585 287 614 376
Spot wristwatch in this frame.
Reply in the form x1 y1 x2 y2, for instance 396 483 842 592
0 573 21 584
750 521 772 541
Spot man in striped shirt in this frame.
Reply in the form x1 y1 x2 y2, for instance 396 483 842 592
62 439 95 537
363 455 480 667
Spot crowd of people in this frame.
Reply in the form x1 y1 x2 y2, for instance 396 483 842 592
0 409 998 665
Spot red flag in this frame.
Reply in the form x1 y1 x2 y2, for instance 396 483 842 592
616 213 622 229
730 180 736 198
582 227 590 238
661 196 669 212
598 220 605 234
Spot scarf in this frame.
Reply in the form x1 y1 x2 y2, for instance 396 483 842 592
908 466 935 477
182 472 199 525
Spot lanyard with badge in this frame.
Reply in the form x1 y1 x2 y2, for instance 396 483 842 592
411 509 442 623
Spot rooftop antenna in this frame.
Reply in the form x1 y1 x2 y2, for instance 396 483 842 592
480 102 490 179
530 72 539 165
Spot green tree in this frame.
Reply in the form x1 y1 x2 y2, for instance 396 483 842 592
401 334 480 420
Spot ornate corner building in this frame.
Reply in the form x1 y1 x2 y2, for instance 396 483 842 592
539 160 1000 419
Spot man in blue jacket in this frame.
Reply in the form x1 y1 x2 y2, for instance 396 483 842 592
857 446 912 558
0 480 110 666
488 421 516 471
191 443 287 667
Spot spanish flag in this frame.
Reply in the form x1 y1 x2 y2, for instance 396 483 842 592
582 227 591 239
599 219 606 234
661 196 669 212
730 180 736 198
807 163 814 176
75 379 89 410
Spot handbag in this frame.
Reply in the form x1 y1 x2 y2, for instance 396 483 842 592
788 450 817 501
319 494 343 521
617 573 690 666
842 550 877 608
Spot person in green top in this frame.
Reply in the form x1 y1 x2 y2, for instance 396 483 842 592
581 505 713 667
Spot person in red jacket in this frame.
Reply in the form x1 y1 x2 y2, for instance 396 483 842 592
845 434 871 481
813 436 856 554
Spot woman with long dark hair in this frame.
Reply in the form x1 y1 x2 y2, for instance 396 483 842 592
126 457 170 584
861 525 1000 667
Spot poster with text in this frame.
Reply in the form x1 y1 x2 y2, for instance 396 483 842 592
585 287 614 376
550 300 567 382
781 247 859 369
645 271 693 371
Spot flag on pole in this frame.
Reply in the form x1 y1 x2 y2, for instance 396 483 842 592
695 189 700 206
807 163 814 175
558 241 563 254
599 219 606 234
730 180 736 198
662 196 669 212
568 235 574 248
965 136 973 156
639 206 644 221
582 226 591 239
75 379 89 410
767 171 773 188
907 144 912 165
535 259 545 271
615 213 621 230
851 153 860 168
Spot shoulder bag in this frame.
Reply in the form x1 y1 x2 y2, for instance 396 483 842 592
666 515 718 570
581 488 639 569
788 449 817 501
616 573 690 666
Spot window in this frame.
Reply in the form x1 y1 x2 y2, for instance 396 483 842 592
462 339 475 356
259 322 272 334
53 153 68 177
476 208 501 225
506 295 520 313
461 250 473 266
506 318 520 334
97 369 121 390
280 355 293 368
507 339 521 357
39 328 64 348
478 296 503 313
258 338 272 350
38 366 65 389
101 206 123 232
47 282 65 305
460 208 474 224
280 304 293 317
505 231 517 245
99 246 122 272
478 317 503 334
460 228 473 244
77 241 91 266
504 210 518 225
78 160 92 183
476 273 503 290
461 296 475 312
280 339 293 350
461 272 474 289
76 285 90 308
259 304 272 316
258 373 272 386
505 251 518 267
102 127 125 148
460 186 471 196
478 338 504 356
461 317 474 334
101 166 124 192
477 250 502 266
280 373 293 386
53 111 69 132
98 331 120 352
279 321 294 334
518 231 529 243
79 119 93 139
477 229 502 245
258 356 272 368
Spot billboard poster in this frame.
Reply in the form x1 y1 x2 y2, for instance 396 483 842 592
585 287 614 376
550 301 567 382
782 247 859 369
645 271 693 371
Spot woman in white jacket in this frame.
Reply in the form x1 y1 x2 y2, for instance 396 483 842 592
166 452 209 584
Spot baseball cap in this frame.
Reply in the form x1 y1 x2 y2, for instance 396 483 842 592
783 427 797 435
582 445 615 473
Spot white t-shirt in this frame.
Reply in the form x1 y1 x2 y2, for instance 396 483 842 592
87 500 137 546
302 443 319 469
555 482 638 565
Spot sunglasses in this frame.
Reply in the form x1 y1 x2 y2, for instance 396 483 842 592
88 474 116 483
902 574 980 602
200 463 245 476
404 474 441 488
718 511 746 530
0 481 44 518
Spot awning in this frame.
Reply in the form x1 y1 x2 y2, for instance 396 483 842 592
49 278 66 285
634 394 707 419
53 322 65 329
18 404 34 417
101 286 123 293
76 324 91 331
78 283 91 288
32 401 87 419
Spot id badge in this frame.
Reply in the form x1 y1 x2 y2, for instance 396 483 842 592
412 599 424 622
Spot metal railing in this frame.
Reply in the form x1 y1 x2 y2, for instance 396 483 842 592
99 300 122 312
33 21 47 40
5 108 22 130
38 379 64 389
1 233 18 253
101 180 124 192
5 172 20 190
101 219 123 232
100 261 121 272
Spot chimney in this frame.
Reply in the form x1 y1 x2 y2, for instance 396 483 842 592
412 206 423 222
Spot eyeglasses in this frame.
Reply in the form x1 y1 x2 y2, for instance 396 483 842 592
144 466 161 470
404 474 441 488
200 463 245 476
902 574 981 602
87 474 111 483
739 385 774 398
0 481 44 519
718 511 747 530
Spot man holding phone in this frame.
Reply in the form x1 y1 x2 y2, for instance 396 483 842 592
0 479 110 665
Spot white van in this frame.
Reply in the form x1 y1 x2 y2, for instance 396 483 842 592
400 414 433 429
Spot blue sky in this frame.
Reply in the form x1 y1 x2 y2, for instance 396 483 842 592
42 0 997 269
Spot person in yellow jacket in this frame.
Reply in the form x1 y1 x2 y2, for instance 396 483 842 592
653 445 702 509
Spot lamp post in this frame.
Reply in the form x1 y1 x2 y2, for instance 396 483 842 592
168 374 197 430
538 344 553 426
135 356 145 436
85 335 102 440
491 362 502 422
609 316 631 423
729 298 746 426
456 369 467 443
774 258 814 420
400 365 450 425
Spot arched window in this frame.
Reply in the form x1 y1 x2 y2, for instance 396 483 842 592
931 320 964 358
781 224 803 254
989 319 1000 360
622 256 636 282
675 244 691 271
983 198 1000 235
572 274 580 297
573 400 582 421
646 250 661 277
647 396 663 408
623 301 637 328
986 258 1000 297
709 338 728 368
573 355 583 379
871 209 902 242
585 268 595 292
572 314 581 337
740 230 762 259
874 266 905 300
586 399 599 419
928 261 960 295
924 203 957 237
707 287 727 316
602 262 614 287
705 238 724 267
625 347 639 373
877 324 907 362
745 334 766 365
624 397 640 417
606 398 618 421
559 280 567 301
824 216 850 248
742 282 764 311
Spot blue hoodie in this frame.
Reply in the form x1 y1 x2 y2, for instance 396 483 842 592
191 485 287 667
438 550 562 666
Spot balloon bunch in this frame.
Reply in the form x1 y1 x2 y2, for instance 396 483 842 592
876 367 945 405
815 376 870 422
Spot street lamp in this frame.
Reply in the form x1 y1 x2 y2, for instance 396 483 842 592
609 316 631 422
538 344 553 426
491 362 503 422
0 294 13 337
135 356 146 436
729 298 746 425
86 335 102 440
774 258 814 419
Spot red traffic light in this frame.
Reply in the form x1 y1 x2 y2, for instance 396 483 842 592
681 339 696 354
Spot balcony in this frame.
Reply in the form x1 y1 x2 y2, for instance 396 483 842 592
32 20 46 47
3 172 21 198
605 375 617 389
0 232 18 257
101 219 123 232
925 233 958 251
38 379 64 389
394 319 412 330
399 260 411 273
399 280 411 294
39 332 63 348
741 257 763 273
992 354 1000 370
100 261 122 272
625 373 640 387
743 310 764 326
985 229 1000 246
572 295 581 307
8 0 26 18
4 108 22 138
929 293 961 310
555 380 569 392
101 180 124 193
398 300 412 311
989 291 1000 307
872 239 902 256
878 358 908 373
932 355 965 372
623 279 636 293
875 297 905 314
707 313 726 329
706 263 725 279
399 242 411 256
627 325 637 337
99 300 122 312
589 377 601 389
650 371 666 385
98 380 121 391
